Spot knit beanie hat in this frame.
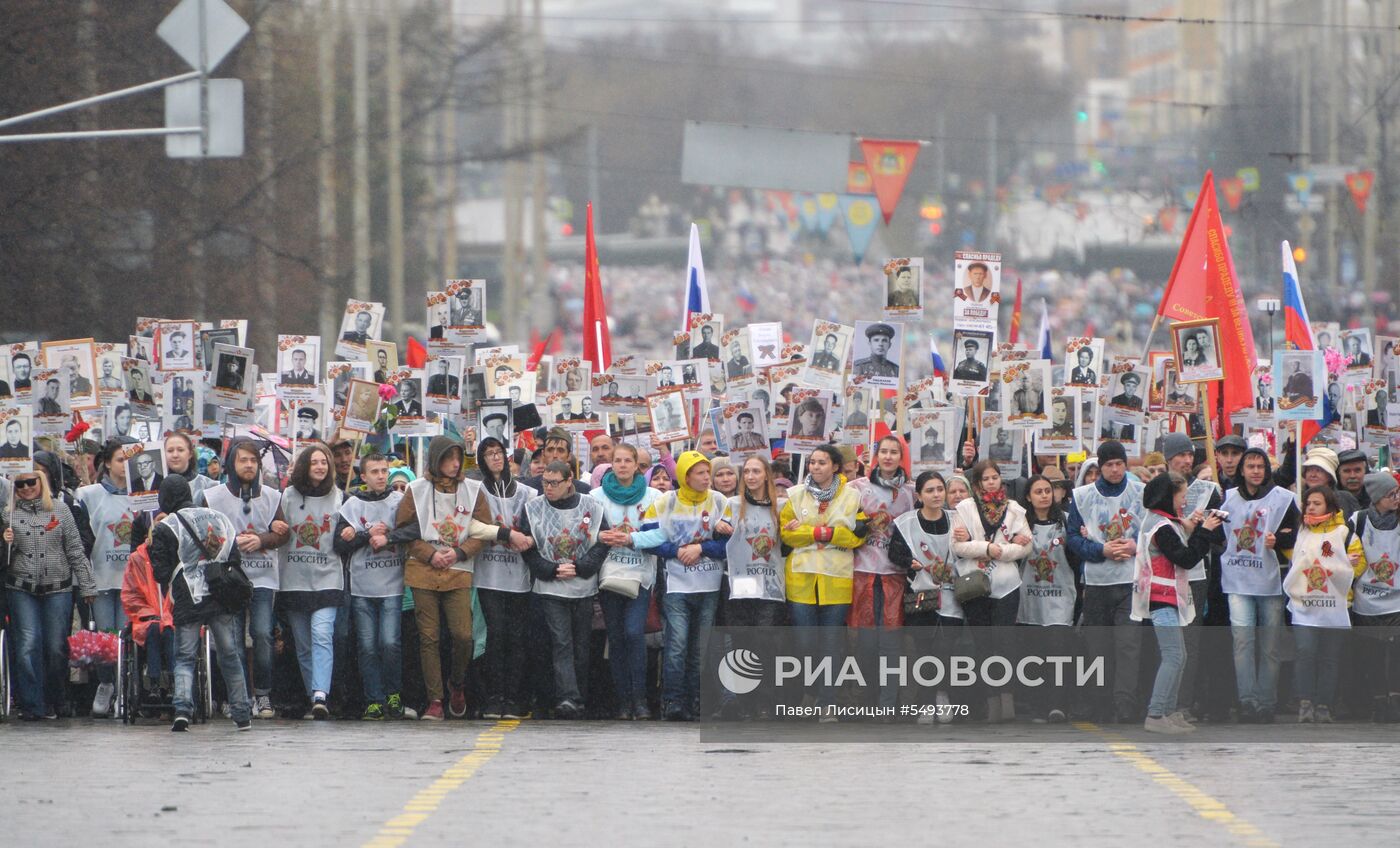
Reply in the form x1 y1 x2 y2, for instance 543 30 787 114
1097 440 1127 467
1161 432 1194 462
1364 471 1399 506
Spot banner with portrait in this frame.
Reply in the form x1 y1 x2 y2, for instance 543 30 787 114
0 406 33 476
882 257 923 322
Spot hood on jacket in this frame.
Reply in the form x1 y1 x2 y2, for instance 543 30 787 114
158 475 194 515
674 450 712 506
223 437 264 498
427 434 465 484
1142 473 1179 516
476 436 516 497
1237 447 1276 499
1074 458 1099 488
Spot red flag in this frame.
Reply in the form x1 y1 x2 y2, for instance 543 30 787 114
1008 277 1023 344
526 327 561 372
406 336 427 369
859 139 921 225
1156 172 1257 433
581 202 612 371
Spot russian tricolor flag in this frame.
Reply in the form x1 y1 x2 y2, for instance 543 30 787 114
1283 240 1330 443
930 335 947 378
1036 298 1052 362
682 223 711 335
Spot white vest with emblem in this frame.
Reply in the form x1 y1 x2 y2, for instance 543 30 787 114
1073 477 1146 586
851 477 915 575
204 484 283 591
160 507 237 605
1182 479 1219 582
726 496 786 602
409 476 482 572
1283 522 1354 627
787 483 862 580
1353 513 1400 616
655 490 730 594
1130 512 1196 624
339 491 405 598
279 489 344 593
1018 521 1076 626
77 484 134 592
474 482 537 593
596 487 661 592
893 510 961 619
527 494 602 598
1219 487 1294 597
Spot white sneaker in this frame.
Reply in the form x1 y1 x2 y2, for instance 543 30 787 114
253 695 275 719
401 706 419 720
935 692 953 724
91 683 115 718
1166 711 1196 731
1143 715 1189 735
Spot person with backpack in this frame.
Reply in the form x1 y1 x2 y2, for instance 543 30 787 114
148 476 253 731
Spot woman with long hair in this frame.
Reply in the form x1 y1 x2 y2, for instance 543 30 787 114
850 436 916 629
889 471 960 723
76 437 134 717
1017 475 1077 722
277 442 345 718
3 470 95 719
725 454 787 627
950 460 1032 722
163 431 215 503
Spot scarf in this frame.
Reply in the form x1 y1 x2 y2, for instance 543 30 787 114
1303 511 1335 528
1364 506 1399 532
976 487 1008 534
871 467 907 493
805 473 840 504
601 470 648 506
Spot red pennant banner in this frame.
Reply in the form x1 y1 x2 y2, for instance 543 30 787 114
1220 177 1244 211
859 139 921 225
1345 170 1375 214
846 161 873 195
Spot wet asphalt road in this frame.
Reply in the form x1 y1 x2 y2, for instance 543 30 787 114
1 716 1395 847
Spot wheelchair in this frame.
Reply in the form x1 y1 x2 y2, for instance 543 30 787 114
116 623 212 725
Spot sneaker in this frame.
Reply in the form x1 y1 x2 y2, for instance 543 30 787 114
220 701 232 719
1000 692 1016 722
171 714 191 732
1314 704 1333 724
311 692 329 720
421 699 445 721
1047 709 1067 724
482 701 503 721
1166 712 1195 731
91 683 115 718
663 704 687 722
632 697 651 721
448 685 468 719
1143 715 1188 735
916 712 937 726
235 719 252 732
936 691 954 725
554 699 582 720
386 693 405 720
401 705 419 720
362 703 386 721
253 695 275 719
504 703 530 720
1298 699 1314 724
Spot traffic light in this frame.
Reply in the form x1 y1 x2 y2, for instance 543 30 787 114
1292 245 1307 263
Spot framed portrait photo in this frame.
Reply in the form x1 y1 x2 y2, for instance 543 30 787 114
1171 318 1224 384
646 389 690 444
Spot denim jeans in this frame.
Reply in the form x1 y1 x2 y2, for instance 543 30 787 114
661 590 720 713
285 606 337 697
1227 593 1285 711
1147 607 1185 718
8 589 73 716
144 622 175 680
174 613 251 722
90 588 126 685
1080 583 1141 709
246 587 277 696
600 586 652 707
787 601 849 707
538 595 593 705
1294 626 1344 706
352 595 403 704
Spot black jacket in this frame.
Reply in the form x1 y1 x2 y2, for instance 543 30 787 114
150 477 244 625
518 491 612 582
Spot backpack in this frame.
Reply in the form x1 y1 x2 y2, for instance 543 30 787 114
176 512 252 611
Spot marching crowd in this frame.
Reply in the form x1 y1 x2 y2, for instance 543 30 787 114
4 415 1398 735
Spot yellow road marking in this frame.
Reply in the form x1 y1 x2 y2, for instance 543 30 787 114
1075 722 1281 848
362 720 521 848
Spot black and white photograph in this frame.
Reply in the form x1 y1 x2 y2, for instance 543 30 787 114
1162 365 1197 414
882 257 923 321
646 389 690 443
1341 328 1373 372
1098 406 1143 454
649 358 709 404
1314 321 1341 352
1107 365 1151 412
41 338 98 410
336 299 385 358
277 335 321 398
443 279 487 344
368 340 399 384
1036 387 1083 455
388 373 424 418
327 361 371 409
31 367 70 432
550 391 597 427
785 389 833 452
721 327 753 382
161 370 203 436
722 402 770 457
1253 364 1275 414
1065 337 1104 389
344 378 382 434
851 320 902 390
0 407 33 475
1001 360 1051 429
94 344 125 403
125 443 166 511
199 326 240 371
477 399 513 447
593 372 648 409
461 367 489 417
209 343 256 408
842 385 872 430
951 250 1001 331
1273 349 1325 421
803 321 853 390
552 357 593 394
425 356 464 417
910 410 957 472
689 314 723 363
950 329 994 394
1171 318 1224 383
291 402 326 443
1147 352 1172 412
156 321 196 372
7 347 36 402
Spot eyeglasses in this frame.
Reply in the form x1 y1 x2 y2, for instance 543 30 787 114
14 478 40 490
541 478 567 488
